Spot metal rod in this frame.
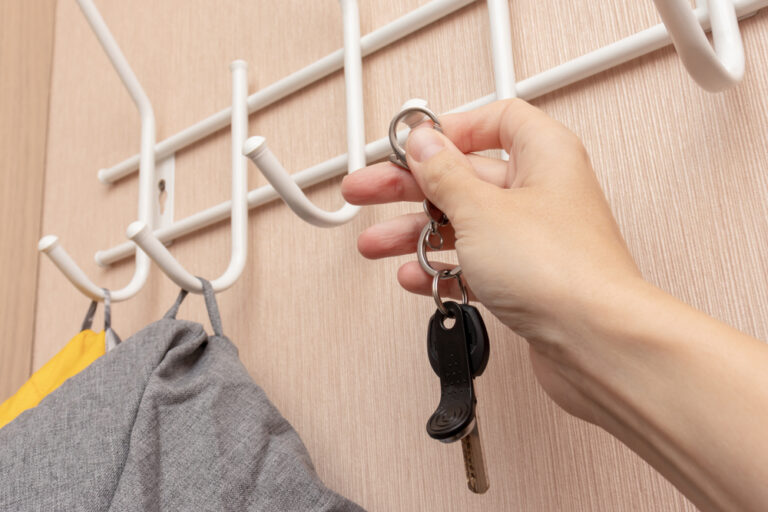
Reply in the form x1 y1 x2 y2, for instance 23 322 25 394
40 0 156 301
96 0 768 266
652 0 744 92
97 0 475 184
486 0 517 160
241 0 364 228
127 61 249 293
486 0 517 100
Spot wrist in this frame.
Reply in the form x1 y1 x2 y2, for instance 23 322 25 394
528 276 666 368
531 277 768 512
523 276 682 422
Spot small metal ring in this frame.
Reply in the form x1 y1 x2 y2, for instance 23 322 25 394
426 229 443 251
388 106 442 169
432 270 468 315
417 223 462 278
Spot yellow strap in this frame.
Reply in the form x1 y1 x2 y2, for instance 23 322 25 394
0 330 106 429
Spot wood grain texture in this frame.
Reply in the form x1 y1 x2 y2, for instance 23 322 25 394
33 1 768 510
0 0 56 401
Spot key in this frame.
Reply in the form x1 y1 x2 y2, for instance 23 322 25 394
461 420 490 494
457 304 490 493
426 301 490 493
427 303 490 378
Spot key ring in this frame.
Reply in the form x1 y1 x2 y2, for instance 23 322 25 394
418 223 462 278
432 270 468 316
388 105 442 169
388 103 462 288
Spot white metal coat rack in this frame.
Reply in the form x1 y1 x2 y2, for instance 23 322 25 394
40 0 766 299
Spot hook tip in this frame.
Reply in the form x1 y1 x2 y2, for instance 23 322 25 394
126 221 148 240
243 136 267 158
38 235 59 253
94 250 110 268
97 168 111 184
230 60 247 71
402 98 428 109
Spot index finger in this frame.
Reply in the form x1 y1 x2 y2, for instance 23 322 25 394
438 98 575 156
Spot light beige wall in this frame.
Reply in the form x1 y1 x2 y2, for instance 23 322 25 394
0 0 56 400
31 1 768 510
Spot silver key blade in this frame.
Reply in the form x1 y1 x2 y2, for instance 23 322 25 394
461 421 489 494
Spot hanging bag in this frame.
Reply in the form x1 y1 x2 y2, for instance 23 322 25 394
0 280 362 511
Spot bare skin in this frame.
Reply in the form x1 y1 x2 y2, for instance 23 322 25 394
341 99 768 512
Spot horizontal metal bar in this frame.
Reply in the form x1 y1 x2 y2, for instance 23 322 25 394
95 0 768 266
97 0 475 184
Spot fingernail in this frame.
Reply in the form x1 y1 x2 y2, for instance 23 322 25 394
407 127 445 163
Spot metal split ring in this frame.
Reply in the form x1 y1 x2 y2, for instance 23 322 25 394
432 270 468 316
388 106 442 169
426 229 444 251
417 223 462 278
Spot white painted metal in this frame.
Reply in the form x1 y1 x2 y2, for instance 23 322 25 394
653 0 744 91
486 0 517 160
486 0 517 100
97 0 475 184
128 61 249 293
153 155 175 232
39 0 155 301
242 0 364 228
95 0 768 265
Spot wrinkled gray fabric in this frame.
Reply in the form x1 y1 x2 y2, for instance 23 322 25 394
0 280 363 512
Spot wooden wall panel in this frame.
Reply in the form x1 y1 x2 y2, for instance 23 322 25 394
0 0 56 400
33 1 768 510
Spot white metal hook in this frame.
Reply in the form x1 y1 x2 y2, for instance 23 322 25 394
486 0 517 161
242 0 365 228
38 0 156 302
127 61 249 294
652 0 745 91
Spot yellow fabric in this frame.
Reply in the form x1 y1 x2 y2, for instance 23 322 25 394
0 329 105 429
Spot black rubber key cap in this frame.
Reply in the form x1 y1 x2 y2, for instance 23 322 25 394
427 303 490 378
426 301 476 442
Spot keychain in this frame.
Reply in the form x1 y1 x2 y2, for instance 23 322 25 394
389 104 491 494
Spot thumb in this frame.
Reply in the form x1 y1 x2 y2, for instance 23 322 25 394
405 126 486 220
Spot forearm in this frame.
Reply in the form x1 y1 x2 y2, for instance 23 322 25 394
553 280 768 512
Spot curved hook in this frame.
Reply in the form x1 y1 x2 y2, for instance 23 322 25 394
242 0 364 228
653 0 744 92
128 61 249 294
38 0 155 302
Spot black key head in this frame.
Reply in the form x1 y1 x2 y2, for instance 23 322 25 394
426 301 476 442
427 303 490 378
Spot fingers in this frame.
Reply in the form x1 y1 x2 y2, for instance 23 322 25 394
439 100 588 187
398 261 476 302
341 154 507 206
341 163 424 205
439 98 575 156
357 212 455 259
404 126 495 220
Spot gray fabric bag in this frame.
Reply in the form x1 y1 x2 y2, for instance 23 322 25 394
0 279 364 512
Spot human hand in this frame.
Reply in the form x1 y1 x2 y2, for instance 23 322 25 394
341 99 645 418
343 99 641 341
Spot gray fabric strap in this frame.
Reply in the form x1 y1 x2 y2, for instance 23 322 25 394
162 280 222 337
198 278 223 337
102 289 112 330
164 289 189 319
81 300 98 332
